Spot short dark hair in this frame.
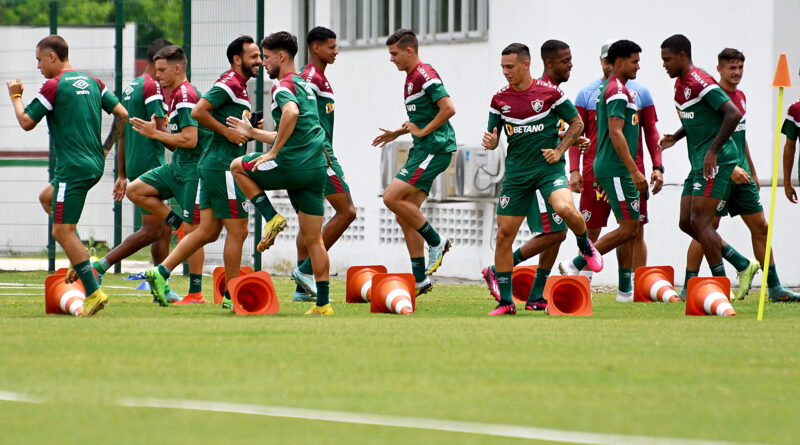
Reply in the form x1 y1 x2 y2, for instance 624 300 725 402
501 43 530 60
661 34 692 59
718 48 745 64
307 26 336 46
227 35 255 64
607 40 642 64
37 35 68 61
147 38 173 62
386 29 418 51
261 31 298 58
153 45 187 66
540 39 569 61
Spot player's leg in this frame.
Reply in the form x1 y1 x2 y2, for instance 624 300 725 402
489 214 526 315
689 196 726 275
523 233 566 311
221 215 248 292
39 183 53 214
631 196 649 271
173 178 206 305
232 155 286 251
681 216 720 299
385 183 431 294
738 210 800 301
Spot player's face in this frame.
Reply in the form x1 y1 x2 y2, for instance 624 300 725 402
600 57 612 78
500 53 530 86
35 47 57 79
548 48 573 83
717 60 744 87
313 38 339 65
155 59 180 89
661 48 683 78
619 53 640 80
262 48 282 80
388 43 412 71
239 42 262 79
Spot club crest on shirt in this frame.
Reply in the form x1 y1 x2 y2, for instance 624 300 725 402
552 213 563 225
399 168 409 176
629 90 638 100
684 87 692 100
716 200 726 212
501 104 511 114
531 99 544 113
407 82 414 95
499 195 510 209
582 210 592 221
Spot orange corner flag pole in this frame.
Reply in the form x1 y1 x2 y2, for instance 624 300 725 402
759 54 793 321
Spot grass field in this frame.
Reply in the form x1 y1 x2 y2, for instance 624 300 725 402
1 270 798 444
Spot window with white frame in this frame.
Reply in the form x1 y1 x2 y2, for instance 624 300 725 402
334 0 487 47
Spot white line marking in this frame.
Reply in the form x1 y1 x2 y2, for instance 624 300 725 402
118 397 762 445
0 391 42 404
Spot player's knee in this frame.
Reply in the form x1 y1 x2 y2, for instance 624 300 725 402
230 157 243 173
51 225 74 243
678 218 693 235
338 203 357 224
495 228 516 247
554 230 568 242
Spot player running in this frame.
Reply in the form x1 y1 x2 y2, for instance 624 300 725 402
371 29 455 296
145 36 260 309
128 45 211 305
291 26 357 302
7 35 128 316
228 31 333 315
557 40 643 302
658 34 753 286
484 43 601 316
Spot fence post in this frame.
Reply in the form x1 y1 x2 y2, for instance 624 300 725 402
253 0 265 272
47 1 57 274
112 0 124 274
183 0 192 80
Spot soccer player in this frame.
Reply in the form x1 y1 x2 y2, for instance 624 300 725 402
371 29 454 295
7 35 128 316
568 41 664 279
127 45 211 305
658 34 754 286
145 36 260 309
291 26 357 302
558 40 644 302
484 43 601 316
228 31 332 315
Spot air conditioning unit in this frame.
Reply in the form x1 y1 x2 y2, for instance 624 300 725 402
379 141 457 201
456 146 504 197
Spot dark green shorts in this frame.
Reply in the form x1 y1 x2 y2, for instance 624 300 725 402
717 179 763 217
596 176 641 221
681 164 735 200
395 148 452 194
498 168 569 233
198 168 248 220
50 176 102 224
324 156 350 195
242 153 326 216
139 163 200 224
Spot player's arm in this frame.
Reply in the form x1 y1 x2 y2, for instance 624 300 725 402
245 101 298 168
702 100 742 178
113 131 127 201
568 105 589 192
659 126 685 150
227 114 277 144
131 114 198 148
545 113 583 162
482 107 502 150
640 105 664 194
371 126 409 147
783 135 797 203
191 98 248 145
744 140 758 187
402 96 456 138
6 79 37 131
608 116 647 193
103 103 129 155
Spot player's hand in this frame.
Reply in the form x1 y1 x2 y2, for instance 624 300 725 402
482 128 499 150
541 148 562 164
577 136 590 153
112 177 127 202
596 185 608 203
371 127 399 148
130 114 158 138
402 121 424 138
226 113 254 137
248 151 276 170
702 151 718 180
730 166 750 185
658 134 677 151
257 119 264 130
784 180 797 203
751 174 760 189
569 170 583 193
650 170 664 195
632 170 648 194
6 78 24 97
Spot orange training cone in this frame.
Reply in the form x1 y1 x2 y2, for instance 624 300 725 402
346 265 387 303
773 53 792 88
44 268 85 316
543 275 592 316
370 273 416 315
228 271 279 315
511 265 538 302
634 266 680 303
686 277 735 316
212 266 255 304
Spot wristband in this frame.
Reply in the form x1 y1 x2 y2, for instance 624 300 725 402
10 94 22 99
652 166 664 173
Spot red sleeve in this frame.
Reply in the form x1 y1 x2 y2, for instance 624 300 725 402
568 105 588 172
91 77 108 94
639 105 662 167
37 78 59 106
142 77 163 100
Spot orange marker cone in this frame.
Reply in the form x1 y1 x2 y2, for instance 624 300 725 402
773 53 792 88
228 271 279 315
686 277 736 316
212 266 255 304
634 266 680 303
543 275 592 316
511 265 538 302
44 268 85 316
346 265 387 303
370 273 416 315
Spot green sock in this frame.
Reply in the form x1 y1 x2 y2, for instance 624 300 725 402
417 221 442 246
512 249 526 266
526 268 550 303
710 262 726 277
75 260 99 295
411 257 426 282
316 280 330 306
572 255 588 271
497 271 513 305
619 268 633 293
298 257 313 275
189 273 202 294
164 210 184 230
251 192 277 220
721 244 750 272
223 289 231 301
575 230 591 252
94 257 110 275
767 264 781 289
295 260 306 294
684 269 699 289
157 264 171 279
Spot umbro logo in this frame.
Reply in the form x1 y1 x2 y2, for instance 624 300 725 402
73 79 89 90
693 182 702 190
501 105 511 114
553 178 565 186
183 209 190 218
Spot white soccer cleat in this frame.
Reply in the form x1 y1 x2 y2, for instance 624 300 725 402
616 290 633 303
558 260 580 276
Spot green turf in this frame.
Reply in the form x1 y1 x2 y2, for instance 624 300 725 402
0 270 798 444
